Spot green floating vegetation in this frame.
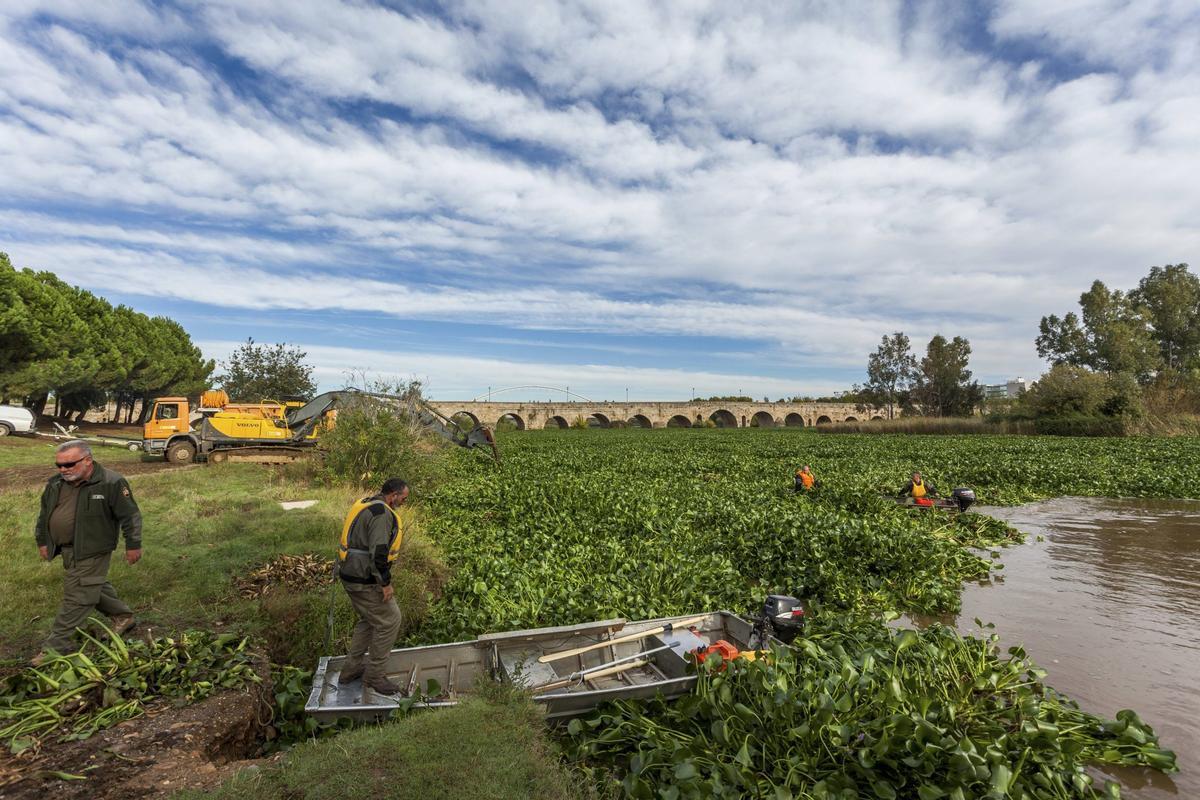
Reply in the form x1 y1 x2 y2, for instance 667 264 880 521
564 616 1177 800
415 431 1200 644
0 627 261 754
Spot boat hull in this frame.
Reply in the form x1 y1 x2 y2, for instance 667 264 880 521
305 611 761 724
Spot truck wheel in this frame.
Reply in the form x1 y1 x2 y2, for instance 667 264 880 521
166 441 196 464
0 423 11 437
208 450 229 464
128 442 142 452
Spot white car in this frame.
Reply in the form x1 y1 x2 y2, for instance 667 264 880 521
0 404 37 436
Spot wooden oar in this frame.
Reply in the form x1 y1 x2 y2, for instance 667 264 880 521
537 614 709 664
530 643 675 693
531 659 649 694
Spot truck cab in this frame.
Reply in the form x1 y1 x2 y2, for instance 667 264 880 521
142 397 190 458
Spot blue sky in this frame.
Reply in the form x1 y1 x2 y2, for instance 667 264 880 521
3 1 1198 401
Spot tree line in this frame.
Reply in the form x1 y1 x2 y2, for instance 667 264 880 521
1026 262 1200 424
855 332 982 419
0 253 213 421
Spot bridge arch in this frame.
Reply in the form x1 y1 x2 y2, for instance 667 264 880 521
667 414 691 428
816 415 832 425
587 412 610 429
871 415 884 421
628 414 652 429
844 416 857 422
451 411 480 428
784 413 805 427
543 415 568 429
709 409 737 428
751 411 776 428
496 413 525 431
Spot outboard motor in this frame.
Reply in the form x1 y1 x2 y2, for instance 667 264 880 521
750 594 806 648
951 487 976 512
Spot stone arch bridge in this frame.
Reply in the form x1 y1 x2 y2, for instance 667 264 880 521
428 400 881 430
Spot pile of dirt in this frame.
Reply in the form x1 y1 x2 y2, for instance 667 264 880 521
234 553 333 600
0 678 276 799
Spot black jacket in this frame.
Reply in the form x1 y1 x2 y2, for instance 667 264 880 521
35 463 142 561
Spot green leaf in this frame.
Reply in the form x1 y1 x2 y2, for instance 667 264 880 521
674 761 699 781
989 764 1012 795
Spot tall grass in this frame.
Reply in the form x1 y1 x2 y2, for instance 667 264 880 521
0 464 446 665
814 417 1036 435
816 413 1200 437
1128 414 1200 436
178 690 599 800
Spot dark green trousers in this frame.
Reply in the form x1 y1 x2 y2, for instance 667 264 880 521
341 584 402 682
45 548 133 653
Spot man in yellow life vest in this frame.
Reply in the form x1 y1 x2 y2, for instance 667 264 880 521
899 472 937 506
337 477 409 694
794 465 818 493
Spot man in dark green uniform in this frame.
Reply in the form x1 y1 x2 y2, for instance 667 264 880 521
33 440 142 664
337 477 409 694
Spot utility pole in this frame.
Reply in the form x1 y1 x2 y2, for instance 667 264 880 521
625 387 629 402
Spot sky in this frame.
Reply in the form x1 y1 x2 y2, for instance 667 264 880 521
2 1 1198 402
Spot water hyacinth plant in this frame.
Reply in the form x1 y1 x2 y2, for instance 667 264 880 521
564 616 1176 799
0 626 261 755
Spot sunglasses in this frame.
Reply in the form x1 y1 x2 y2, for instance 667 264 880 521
54 457 89 469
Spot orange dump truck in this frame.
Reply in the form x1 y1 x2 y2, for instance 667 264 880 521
141 390 332 464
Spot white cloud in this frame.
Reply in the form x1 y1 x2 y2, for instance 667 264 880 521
197 339 851 401
8 236 1046 382
2 0 1197 389
990 0 1200 70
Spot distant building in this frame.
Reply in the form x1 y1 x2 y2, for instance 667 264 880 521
984 377 1027 399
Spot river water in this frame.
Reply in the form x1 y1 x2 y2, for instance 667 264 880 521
911 497 1199 798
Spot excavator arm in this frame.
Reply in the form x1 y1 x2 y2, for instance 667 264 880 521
409 399 501 463
297 389 500 464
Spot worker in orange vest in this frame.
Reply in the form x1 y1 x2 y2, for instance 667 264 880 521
794 464 818 493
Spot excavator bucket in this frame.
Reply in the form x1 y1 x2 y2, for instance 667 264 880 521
466 425 501 464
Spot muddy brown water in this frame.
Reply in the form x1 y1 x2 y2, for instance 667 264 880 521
907 497 1200 797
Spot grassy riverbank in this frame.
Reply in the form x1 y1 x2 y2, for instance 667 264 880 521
176 689 596 800
0 459 444 665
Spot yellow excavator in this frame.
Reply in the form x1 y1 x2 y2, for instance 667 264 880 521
141 389 499 465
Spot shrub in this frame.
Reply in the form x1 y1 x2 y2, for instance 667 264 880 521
1142 370 1200 415
1033 415 1129 437
317 381 448 492
1022 364 1114 417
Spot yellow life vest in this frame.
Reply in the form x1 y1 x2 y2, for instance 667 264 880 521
911 478 926 498
338 497 403 565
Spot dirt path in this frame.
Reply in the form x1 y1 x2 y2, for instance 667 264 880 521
0 461 192 494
